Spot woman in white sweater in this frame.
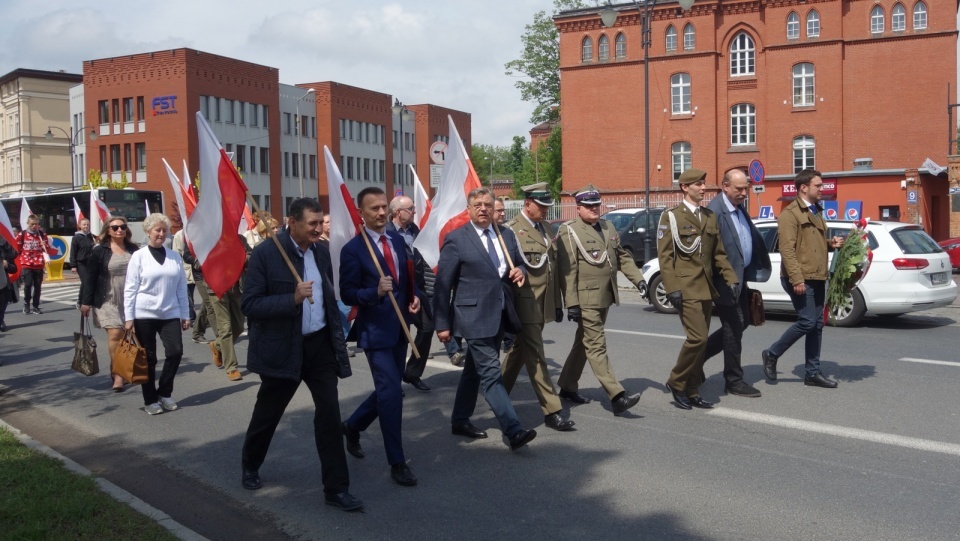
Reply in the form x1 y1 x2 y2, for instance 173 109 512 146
124 214 191 415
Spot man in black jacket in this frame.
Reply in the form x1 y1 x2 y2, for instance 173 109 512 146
70 218 95 308
239 198 361 512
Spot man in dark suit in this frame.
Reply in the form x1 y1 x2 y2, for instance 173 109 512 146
70 218 95 309
704 169 772 397
434 187 537 451
340 187 421 487
239 198 361 512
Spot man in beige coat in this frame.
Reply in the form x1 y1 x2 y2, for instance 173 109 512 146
501 183 574 431
657 168 739 410
556 185 644 417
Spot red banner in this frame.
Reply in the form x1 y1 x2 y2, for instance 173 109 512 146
782 179 836 197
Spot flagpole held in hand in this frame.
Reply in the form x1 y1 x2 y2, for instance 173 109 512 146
244 192 314 305
359 229 421 360
491 221 515 269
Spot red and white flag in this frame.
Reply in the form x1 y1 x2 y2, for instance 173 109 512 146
90 189 111 236
412 115 481 269
184 112 249 299
163 158 195 231
241 203 256 234
72 197 85 225
0 202 16 247
410 165 432 230
323 146 362 301
19 198 33 231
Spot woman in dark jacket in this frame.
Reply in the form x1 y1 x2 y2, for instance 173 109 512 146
0 235 18 332
80 216 139 391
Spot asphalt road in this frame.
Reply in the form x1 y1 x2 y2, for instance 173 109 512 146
1 279 959 541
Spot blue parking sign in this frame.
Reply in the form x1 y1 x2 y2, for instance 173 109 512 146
758 206 774 220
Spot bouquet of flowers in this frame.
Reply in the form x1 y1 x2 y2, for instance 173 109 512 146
825 218 873 322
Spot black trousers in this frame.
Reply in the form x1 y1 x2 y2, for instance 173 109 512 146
704 288 750 386
241 330 349 494
134 318 184 405
186 283 197 321
76 261 88 306
404 301 433 381
22 268 43 309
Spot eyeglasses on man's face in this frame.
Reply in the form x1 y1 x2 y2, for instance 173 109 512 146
400 206 416 213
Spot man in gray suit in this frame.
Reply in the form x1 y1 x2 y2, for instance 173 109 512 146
434 187 537 451
704 169 772 397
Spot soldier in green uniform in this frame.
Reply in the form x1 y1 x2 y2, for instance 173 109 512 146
501 183 575 432
556 185 644 417
657 168 739 410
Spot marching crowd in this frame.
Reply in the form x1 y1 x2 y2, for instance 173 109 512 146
0 167 843 512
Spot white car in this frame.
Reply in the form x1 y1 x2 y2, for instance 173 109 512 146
640 220 957 326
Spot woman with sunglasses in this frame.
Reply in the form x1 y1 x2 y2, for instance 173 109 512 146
80 216 140 391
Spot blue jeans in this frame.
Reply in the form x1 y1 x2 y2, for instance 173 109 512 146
451 334 522 438
769 278 825 378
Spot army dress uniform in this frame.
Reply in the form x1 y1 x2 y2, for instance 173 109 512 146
657 169 738 405
556 187 645 408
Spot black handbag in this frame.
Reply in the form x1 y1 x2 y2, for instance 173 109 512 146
71 316 100 376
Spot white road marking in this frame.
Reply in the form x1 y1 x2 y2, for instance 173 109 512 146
607 328 685 340
708 407 960 457
426 359 464 372
899 357 960 367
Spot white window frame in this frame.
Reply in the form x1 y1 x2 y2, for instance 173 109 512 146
598 35 610 61
615 33 627 58
871 6 885 34
787 12 800 40
730 103 756 146
683 24 696 50
913 1 927 29
806 10 821 37
793 136 815 173
892 3 906 31
671 73 691 114
581 37 593 63
665 25 677 52
792 63 815 107
730 32 755 77
671 142 691 182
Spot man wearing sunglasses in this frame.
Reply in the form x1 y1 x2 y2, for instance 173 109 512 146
555 185 644 417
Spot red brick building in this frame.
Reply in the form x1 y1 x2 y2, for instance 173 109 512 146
407 103 472 198
556 0 957 238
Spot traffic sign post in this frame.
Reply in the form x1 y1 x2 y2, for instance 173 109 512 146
748 159 765 184
45 235 67 281
429 141 447 165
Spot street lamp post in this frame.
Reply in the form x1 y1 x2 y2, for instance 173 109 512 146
295 88 315 198
601 0 694 264
45 126 98 188
392 100 411 193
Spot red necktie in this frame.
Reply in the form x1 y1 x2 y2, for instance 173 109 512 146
380 235 397 280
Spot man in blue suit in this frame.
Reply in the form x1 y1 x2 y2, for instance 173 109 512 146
704 169 772 397
434 187 537 451
340 187 421 487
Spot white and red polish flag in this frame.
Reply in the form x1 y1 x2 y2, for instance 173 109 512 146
412 115 482 269
410 165 432 230
72 197 85 225
185 112 248 299
0 201 16 247
162 158 195 230
323 146 362 301
89 190 111 235
19 198 34 231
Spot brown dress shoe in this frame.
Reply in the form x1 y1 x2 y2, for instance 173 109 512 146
227 370 242 381
209 342 223 368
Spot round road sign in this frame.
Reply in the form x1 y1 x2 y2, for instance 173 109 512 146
748 160 765 184
429 141 448 165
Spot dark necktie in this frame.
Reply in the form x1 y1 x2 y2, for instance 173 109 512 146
484 229 500 269
380 235 397 280
535 222 546 241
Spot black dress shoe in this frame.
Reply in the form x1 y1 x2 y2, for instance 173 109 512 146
241 468 262 490
403 377 431 392
668 386 693 410
390 464 418 486
508 429 537 451
324 491 364 511
544 412 575 431
451 422 488 439
688 395 714 409
804 373 838 388
726 382 762 397
762 350 778 381
559 389 591 404
342 421 365 458
611 392 640 416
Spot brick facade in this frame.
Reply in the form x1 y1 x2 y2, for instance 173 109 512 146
407 104 472 198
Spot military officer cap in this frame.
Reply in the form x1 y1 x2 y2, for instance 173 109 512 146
677 168 707 185
574 184 602 205
522 182 555 207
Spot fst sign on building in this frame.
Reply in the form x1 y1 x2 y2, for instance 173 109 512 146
151 95 178 115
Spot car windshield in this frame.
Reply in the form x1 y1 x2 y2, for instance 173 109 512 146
890 227 943 254
605 213 637 233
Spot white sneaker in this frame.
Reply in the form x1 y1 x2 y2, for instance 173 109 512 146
159 397 179 411
144 403 164 415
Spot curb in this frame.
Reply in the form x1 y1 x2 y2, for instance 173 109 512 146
0 418 210 541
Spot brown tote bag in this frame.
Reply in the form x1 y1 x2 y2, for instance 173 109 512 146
748 288 765 327
113 329 149 385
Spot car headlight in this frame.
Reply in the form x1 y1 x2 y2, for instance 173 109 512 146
944 243 960 251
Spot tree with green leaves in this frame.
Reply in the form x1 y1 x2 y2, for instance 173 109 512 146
82 169 129 190
512 127 563 201
505 0 587 124
471 144 513 184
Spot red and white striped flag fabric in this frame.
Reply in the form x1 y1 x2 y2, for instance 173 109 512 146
0 201 16 247
412 115 481 269
323 145 362 301
19 198 33 231
163 158 193 230
184 112 249 298
241 203 256 233
410 165 432 230
72 197 85 225
89 190 111 236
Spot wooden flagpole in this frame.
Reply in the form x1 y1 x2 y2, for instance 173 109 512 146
492 221 516 270
358 229 421 360
244 192 314 304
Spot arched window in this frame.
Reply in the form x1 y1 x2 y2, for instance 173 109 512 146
787 12 800 40
807 10 821 37
581 36 593 63
598 35 610 61
672 142 692 182
730 104 756 146
671 73 691 114
793 136 816 173
615 33 627 58
683 24 696 50
913 1 927 29
871 6 885 34
892 3 906 31
730 32 755 76
793 63 815 107
665 25 677 52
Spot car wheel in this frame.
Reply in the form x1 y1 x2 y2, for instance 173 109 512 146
648 275 678 314
829 288 866 327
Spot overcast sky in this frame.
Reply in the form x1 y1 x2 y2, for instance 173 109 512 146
0 0 568 147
